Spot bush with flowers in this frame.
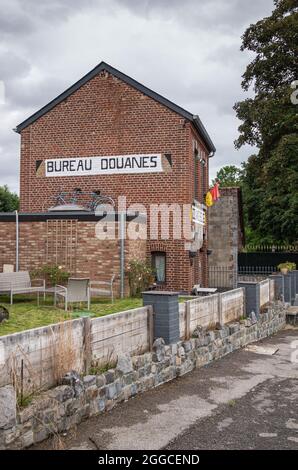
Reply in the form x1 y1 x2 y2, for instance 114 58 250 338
126 259 155 297
32 264 70 287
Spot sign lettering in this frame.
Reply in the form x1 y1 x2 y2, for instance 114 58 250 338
44 154 163 177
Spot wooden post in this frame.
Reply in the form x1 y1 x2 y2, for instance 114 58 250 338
185 301 191 340
82 316 92 375
147 305 154 351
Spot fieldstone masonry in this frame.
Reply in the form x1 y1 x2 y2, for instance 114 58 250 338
0 302 286 449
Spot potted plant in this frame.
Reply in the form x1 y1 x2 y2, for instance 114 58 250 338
277 262 296 275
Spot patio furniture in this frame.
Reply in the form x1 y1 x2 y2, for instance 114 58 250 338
3 264 14 273
192 285 217 296
0 271 46 305
54 278 91 311
90 274 116 302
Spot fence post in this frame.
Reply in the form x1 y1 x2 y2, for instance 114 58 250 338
218 293 223 326
147 305 154 351
185 301 191 340
241 287 246 317
82 316 92 375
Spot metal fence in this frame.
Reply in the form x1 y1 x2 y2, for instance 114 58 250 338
238 266 277 275
244 245 298 253
209 265 279 287
208 266 237 290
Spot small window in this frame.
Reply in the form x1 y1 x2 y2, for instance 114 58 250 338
151 251 166 283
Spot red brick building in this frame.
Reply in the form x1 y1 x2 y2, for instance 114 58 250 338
7 61 215 293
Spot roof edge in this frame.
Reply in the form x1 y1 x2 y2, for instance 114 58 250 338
15 61 216 153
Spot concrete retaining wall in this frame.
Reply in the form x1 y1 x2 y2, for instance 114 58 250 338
0 306 151 394
0 302 286 449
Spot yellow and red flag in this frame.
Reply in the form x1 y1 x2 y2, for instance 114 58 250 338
210 182 220 201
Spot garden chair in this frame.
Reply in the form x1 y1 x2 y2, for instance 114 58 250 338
0 271 45 305
90 274 116 302
54 278 90 311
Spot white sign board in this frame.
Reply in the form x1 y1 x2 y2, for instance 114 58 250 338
45 154 163 177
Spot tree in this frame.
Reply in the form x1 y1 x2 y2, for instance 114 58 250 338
234 0 298 244
0 185 19 212
212 165 243 187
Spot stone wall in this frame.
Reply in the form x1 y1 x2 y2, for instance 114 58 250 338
208 187 244 288
0 302 286 449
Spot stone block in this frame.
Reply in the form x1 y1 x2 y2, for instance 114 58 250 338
48 385 74 403
96 374 106 388
83 375 97 387
104 369 116 384
0 385 16 430
116 353 133 375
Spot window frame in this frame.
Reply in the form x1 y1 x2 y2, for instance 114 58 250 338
151 251 167 284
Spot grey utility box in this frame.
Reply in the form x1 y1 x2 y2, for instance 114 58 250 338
238 282 260 318
283 274 292 303
289 271 296 305
142 291 180 345
269 274 284 301
293 270 298 293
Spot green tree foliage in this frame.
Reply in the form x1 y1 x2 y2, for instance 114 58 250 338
0 185 19 212
234 0 298 244
212 165 242 187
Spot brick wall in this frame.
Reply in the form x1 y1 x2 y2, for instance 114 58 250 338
0 217 147 297
17 70 212 291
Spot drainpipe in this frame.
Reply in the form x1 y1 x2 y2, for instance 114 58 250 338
119 212 126 298
15 210 19 272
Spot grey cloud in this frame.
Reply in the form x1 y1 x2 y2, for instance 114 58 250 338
0 51 31 81
6 75 69 110
0 0 274 191
115 0 274 31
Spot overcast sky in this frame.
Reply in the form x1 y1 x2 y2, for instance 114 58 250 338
0 0 275 193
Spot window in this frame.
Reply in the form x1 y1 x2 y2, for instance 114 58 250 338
151 251 166 283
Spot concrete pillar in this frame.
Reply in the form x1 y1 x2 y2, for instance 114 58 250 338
269 274 284 301
283 274 292 303
289 271 296 305
237 282 260 318
293 271 298 292
142 291 180 345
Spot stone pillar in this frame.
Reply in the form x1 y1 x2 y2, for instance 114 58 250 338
142 291 180 345
237 282 260 318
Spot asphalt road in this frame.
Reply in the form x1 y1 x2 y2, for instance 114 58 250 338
33 327 298 450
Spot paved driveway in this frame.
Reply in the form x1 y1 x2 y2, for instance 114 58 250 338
33 327 298 450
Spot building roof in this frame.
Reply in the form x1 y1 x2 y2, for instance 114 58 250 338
15 61 216 154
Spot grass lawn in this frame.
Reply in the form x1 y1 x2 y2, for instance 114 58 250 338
0 295 142 337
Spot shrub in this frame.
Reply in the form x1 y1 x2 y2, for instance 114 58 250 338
277 262 296 272
127 259 155 297
32 264 70 287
